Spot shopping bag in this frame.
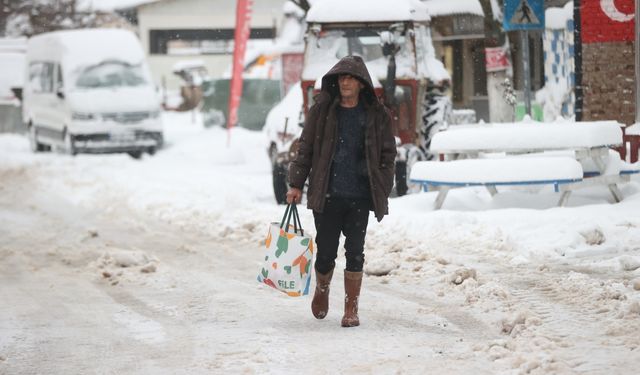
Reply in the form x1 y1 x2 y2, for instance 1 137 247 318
257 203 314 297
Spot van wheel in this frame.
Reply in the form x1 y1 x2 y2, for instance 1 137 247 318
64 131 77 156
28 125 48 152
128 151 143 159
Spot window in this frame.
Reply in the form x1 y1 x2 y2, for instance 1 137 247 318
28 62 54 93
56 64 63 91
75 61 147 89
149 28 275 55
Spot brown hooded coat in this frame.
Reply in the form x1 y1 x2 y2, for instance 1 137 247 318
288 56 396 222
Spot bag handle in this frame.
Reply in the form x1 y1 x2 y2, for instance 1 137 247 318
279 203 304 236
292 204 304 236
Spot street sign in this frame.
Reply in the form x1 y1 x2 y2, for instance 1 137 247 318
504 0 545 31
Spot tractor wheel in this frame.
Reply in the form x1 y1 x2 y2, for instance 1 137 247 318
395 160 408 197
420 92 452 159
394 146 425 197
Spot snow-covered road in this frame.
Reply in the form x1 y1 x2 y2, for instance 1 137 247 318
1 113 639 374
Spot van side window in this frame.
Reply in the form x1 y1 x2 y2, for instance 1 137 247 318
41 63 55 93
56 64 63 91
29 62 55 93
29 63 44 92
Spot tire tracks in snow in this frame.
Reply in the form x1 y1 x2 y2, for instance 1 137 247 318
488 263 640 374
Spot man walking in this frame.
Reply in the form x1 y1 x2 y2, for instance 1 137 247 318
286 55 396 327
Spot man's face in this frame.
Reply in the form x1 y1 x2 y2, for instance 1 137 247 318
338 74 364 100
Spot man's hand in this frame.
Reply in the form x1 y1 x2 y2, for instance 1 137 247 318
286 187 302 204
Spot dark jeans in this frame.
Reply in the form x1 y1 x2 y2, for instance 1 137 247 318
313 197 370 274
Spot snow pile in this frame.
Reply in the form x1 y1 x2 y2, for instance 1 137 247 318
307 0 430 23
410 157 583 184
77 0 160 11
91 248 158 286
422 0 484 17
430 121 623 152
545 1 574 30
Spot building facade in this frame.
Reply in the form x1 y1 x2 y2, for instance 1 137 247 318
135 0 288 90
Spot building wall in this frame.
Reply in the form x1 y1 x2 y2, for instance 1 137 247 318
137 0 286 90
581 41 635 124
578 0 635 125
430 14 487 119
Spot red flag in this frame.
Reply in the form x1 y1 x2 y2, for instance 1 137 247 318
581 0 635 43
227 0 253 133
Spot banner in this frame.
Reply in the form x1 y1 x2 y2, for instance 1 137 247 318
581 0 635 43
227 0 253 131
485 46 512 72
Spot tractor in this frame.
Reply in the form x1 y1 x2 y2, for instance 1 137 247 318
268 0 452 203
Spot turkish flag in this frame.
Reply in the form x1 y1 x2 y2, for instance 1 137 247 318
581 0 635 43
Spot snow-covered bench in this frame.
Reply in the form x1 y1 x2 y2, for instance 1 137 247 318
410 157 584 209
411 120 634 208
430 121 623 157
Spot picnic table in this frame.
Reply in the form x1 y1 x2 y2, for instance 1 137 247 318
409 121 638 209
620 123 640 163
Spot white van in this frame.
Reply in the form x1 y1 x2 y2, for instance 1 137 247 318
23 28 163 157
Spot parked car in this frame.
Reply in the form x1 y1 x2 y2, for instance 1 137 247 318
0 38 26 134
22 28 163 158
201 78 282 130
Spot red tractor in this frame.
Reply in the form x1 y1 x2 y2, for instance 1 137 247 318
269 0 452 202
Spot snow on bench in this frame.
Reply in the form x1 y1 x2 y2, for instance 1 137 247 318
504 149 638 177
422 120 632 206
431 121 623 155
410 157 584 209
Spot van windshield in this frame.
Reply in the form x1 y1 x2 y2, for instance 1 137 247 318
75 60 147 89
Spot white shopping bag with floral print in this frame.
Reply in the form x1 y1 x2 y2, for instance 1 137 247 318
257 204 314 297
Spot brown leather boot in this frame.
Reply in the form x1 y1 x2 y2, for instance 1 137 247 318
311 268 334 319
341 271 363 327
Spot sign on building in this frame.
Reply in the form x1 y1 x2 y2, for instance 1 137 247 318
504 0 545 31
485 45 512 72
581 0 635 43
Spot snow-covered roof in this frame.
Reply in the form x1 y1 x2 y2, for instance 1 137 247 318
421 0 484 17
307 0 431 23
77 0 161 12
283 1 306 18
545 1 573 29
0 37 27 53
28 29 146 69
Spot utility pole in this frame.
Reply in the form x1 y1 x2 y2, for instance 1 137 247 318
521 30 532 116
